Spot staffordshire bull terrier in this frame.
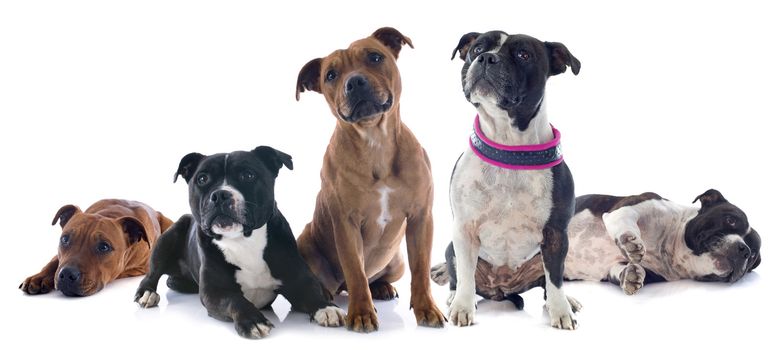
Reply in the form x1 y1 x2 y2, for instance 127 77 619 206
134 146 344 339
20 199 171 296
442 31 581 329
434 190 762 296
295 27 445 332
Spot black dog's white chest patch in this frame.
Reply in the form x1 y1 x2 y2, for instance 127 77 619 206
212 225 281 308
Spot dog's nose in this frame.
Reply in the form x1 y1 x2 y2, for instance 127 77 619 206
477 53 499 65
210 190 232 203
736 244 750 260
59 267 81 283
345 75 369 94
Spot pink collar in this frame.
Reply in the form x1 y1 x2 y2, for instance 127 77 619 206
469 115 564 170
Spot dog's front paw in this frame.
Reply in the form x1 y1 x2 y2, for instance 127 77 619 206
412 300 446 328
135 290 160 308
546 297 578 330
620 263 645 295
235 312 274 339
447 297 476 327
369 281 398 300
617 232 645 263
20 272 55 295
313 306 345 327
345 304 379 333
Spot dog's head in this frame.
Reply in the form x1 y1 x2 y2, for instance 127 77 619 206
296 27 413 128
174 146 292 239
51 205 149 296
685 189 761 283
452 31 579 131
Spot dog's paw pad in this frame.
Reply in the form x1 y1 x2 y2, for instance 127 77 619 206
136 290 160 308
314 306 345 327
617 232 646 263
620 263 645 295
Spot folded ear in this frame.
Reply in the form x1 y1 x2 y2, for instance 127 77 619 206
117 217 149 247
296 58 323 101
545 41 581 76
692 189 728 209
371 27 414 59
173 152 206 183
452 32 480 61
52 205 82 228
252 146 293 176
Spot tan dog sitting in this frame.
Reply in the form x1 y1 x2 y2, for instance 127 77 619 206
295 27 445 332
20 199 171 296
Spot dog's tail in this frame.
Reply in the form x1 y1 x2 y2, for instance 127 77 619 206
430 262 450 286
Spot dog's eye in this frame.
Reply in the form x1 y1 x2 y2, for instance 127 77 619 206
60 235 70 247
517 50 530 61
96 241 113 254
368 52 384 64
473 44 485 55
239 170 256 182
197 173 210 186
325 70 337 82
725 216 737 227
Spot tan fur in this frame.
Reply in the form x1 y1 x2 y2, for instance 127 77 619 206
296 28 444 331
20 199 171 296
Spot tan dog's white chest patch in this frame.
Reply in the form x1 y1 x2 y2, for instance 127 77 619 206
376 185 393 233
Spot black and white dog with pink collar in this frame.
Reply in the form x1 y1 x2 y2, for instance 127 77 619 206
440 31 582 329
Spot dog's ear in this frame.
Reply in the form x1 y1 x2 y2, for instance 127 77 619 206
296 58 323 101
692 189 728 209
372 27 413 59
452 32 480 61
52 205 82 228
117 217 149 247
174 152 206 183
252 146 293 176
545 42 580 76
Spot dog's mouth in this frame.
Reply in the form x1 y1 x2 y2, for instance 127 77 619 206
465 77 523 109
339 95 393 123
206 214 248 238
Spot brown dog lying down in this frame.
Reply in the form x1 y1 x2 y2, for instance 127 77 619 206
20 199 171 296
432 190 761 298
295 27 445 332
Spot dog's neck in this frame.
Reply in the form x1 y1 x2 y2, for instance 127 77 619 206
333 108 401 179
476 99 553 146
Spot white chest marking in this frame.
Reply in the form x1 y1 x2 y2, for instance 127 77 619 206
377 186 393 232
212 225 281 308
451 151 553 268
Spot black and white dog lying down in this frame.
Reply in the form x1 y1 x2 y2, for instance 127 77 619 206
433 189 761 297
135 146 344 339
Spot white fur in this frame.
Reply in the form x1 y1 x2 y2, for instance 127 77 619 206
543 268 577 330
137 290 160 308
313 306 345 327
376 185 393 233
247 323 271 339
212 225 281 308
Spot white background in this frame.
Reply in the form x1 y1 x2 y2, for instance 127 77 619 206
1 0 780 349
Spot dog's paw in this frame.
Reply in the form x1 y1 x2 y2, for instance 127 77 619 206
616 232 645 263
235 313 274 339
313 306 345 327
345 305 379 333
447 297 476 327
546 297 578 330
620 263 645 295
446 290 456 307
369 281 398 301
566 295 583 313
413 301 446 328
135 290 160 308
20 273 54 295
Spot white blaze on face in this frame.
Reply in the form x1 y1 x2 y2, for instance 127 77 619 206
210 153 246 238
